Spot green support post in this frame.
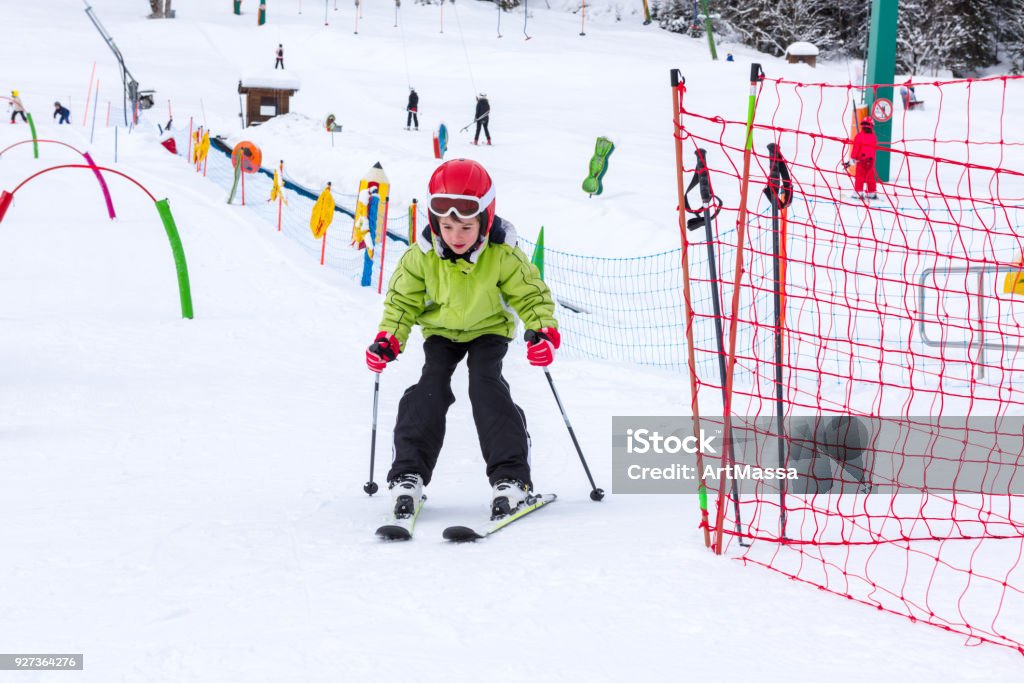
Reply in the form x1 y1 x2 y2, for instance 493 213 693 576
865 0 898 182
700 0 718 61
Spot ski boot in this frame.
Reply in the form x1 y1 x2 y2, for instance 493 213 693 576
490 479 530 519
389 473 424 518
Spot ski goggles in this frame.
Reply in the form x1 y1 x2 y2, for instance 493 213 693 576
427 185 496 220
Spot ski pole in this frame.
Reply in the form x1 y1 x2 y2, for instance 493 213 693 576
525 331 604 501
459 112 487 133
685 148 746 546
763 142 793 539
364 373 381 495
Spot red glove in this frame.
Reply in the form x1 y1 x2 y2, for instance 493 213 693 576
525 328 560 367
366 332 400 373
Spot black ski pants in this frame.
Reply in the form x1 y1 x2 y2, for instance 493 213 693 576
474 116 491 143
406 110 418 128
10 110 26 124
388 334 532 488
275 58 284 69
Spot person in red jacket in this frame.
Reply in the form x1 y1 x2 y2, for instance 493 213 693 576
849 117 878 199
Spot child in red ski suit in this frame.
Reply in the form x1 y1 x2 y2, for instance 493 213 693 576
850 117 878 199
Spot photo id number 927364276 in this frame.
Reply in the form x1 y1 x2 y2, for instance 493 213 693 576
0 654 83 670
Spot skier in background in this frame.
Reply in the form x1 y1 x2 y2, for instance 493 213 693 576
472 93 491 145
53 101 70 124
9 90 27 123
274 44 284 69
366 158 558 519
406 87 419 131
849 117 878 200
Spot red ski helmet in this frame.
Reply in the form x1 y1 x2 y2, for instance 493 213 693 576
426 159 496 236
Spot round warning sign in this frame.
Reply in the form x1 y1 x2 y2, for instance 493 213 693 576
871 98 894 123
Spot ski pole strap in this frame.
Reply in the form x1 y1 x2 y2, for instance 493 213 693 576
683 148 722 230
763 142 793 209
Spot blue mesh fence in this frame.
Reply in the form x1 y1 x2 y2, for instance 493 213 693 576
193 134 1024 382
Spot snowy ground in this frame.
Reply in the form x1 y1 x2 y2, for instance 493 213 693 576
1 1 1023 680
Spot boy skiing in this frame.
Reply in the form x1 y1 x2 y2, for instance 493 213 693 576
53 101 70 125
274 44 284 69
406 87 418 130
849 117 879 199
366 158 559 525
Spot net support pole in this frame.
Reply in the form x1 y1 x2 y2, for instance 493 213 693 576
714 62 764 555
377 196 390 294
670 69 712 550
277 161 284 232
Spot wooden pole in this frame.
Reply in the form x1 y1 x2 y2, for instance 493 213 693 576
83 61 96 127
670 69 711 550
715 63 764 555
377 196 390 294
277 161 284 231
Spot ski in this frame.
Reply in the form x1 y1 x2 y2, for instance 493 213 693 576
442 493 557 542
844 193 884 204
375 495 426 541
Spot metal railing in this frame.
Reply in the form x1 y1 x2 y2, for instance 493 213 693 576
917 265 1020 380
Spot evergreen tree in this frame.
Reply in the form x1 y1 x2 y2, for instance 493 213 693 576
897 0 949 75
993 0 1024 73
944 0 998 75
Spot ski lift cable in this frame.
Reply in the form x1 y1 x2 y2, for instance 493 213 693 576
397 2 413 89
451 0 479 97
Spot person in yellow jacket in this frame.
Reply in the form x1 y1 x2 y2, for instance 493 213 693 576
366 159 559 517
9 91 27 124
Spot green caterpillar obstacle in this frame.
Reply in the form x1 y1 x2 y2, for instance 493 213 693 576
582 136 614 197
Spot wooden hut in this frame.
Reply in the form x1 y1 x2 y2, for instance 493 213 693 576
237 74 300 126
785 42 819 68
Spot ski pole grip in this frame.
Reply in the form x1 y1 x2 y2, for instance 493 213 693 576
694 149 712 204
524 330 539 344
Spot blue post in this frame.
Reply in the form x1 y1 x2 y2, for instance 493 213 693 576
361 194 379 286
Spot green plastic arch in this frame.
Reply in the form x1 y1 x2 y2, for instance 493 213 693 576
27 113 39 159
155 199 194 319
